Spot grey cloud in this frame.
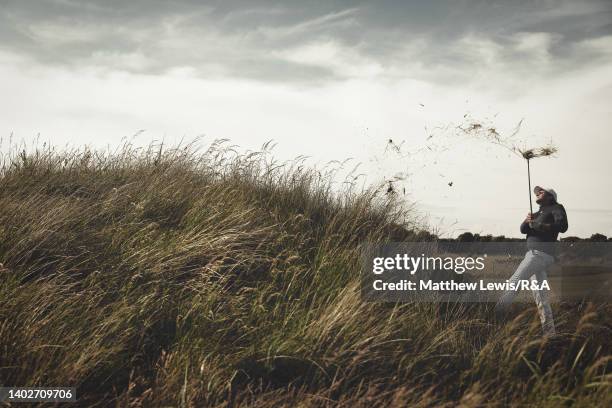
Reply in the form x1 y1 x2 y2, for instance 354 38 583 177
0 0 610 84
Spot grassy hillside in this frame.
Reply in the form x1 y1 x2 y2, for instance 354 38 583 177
0 142 610 407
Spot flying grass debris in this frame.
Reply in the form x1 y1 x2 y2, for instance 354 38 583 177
459 117 558 213
383 172 409 196
386 138 405 154
516 144 558 160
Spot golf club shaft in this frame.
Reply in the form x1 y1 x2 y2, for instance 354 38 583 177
527 159 533 215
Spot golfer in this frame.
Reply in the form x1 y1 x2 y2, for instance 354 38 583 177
495 186 568 335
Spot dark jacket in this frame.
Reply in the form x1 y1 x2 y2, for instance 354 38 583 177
520 202 568 255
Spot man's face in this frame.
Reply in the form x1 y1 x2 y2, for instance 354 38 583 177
535 189 549 204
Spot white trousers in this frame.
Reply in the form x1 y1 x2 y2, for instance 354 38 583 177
496 249 556 335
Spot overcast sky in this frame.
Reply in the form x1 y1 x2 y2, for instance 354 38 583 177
1 0 611 237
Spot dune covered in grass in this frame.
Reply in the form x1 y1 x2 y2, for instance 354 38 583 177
0 141 610 407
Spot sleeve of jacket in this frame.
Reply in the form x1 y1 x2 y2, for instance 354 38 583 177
520 220 532 234
550 204 568 233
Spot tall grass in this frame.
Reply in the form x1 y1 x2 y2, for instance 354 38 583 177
0 140 609 407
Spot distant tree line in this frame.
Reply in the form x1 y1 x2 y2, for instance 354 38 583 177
449 232 611 242
384 225 611 243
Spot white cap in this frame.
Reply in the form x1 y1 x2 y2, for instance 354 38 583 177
534 186 557 202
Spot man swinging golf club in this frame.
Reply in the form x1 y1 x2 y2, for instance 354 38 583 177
495 186 568 335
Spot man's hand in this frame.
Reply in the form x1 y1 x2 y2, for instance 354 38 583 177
520 212 540 234
525 213 544 230
525 212 547 231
